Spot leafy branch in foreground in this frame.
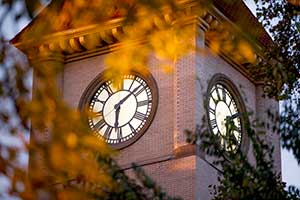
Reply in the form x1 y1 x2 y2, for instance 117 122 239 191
280 91 300 164
186 115 300 200
253 0 300 99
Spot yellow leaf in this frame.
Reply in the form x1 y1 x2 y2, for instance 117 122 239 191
50 143 66 170
210 40 220 54
66 151 81 177
238 41 256 63
288 0 300 6
81 135 111 155
161 64 174 74
66 133 77 149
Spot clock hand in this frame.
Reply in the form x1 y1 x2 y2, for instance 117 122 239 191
100 84 143 124
114 106 120 129
102 85 142 120
103 108 115 119
225 112 241 121
115 84 142 107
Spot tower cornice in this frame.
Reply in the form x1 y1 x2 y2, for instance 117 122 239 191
11 0 270 84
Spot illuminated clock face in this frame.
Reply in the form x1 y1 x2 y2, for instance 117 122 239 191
207 83 242 152
82 72 158 149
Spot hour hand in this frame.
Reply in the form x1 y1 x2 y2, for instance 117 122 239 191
114 106 120 128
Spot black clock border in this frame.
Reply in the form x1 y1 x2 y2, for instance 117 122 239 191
78 69 159 150
206 73 250 154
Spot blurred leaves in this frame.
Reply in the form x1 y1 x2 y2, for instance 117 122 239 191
253 0 300 99
25 0 42 18
186 115 300 200
206 27 256 65
0 0 299 199
280 92 300 164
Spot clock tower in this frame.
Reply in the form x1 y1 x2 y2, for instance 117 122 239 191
12 0 281 199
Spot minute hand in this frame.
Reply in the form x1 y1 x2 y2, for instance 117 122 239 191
115 85 142 108
226 113 242 121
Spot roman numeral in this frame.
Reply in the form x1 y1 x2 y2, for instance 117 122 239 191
212 96 218 104
116 127 122 139
129 123 136 133
209 107 215 115
93 98 105 104
137 100 149 107
222 87 226 102
215 87 221 101
103 126 113 139
105 83 113 96
235 126 241 133
93 118 106 131
210 91 218 103
135 87 145 96
231 132 239 145
132 84 144 96
210 119 217 129
228 98 232 107
134 111 146 121
128 77 136 91
116 79 124 91
92 111 103 118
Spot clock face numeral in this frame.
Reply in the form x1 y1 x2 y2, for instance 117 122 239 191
93 118 106 131
134 111 146 121
221 87 226 102
92 111 103 118
236 126 241 132
129 123 136 133
104 83 114 96
103 126 113 138
116 127 122 139
128 76 139 91
210 90 219 103
133 86 145 96
231 132 239 143
228 97 232 107
215 86 221 101
137 100 149 107
209 107 215 115
84 72 157 149
117 80 124 91
207 82 243 152
210 119 218 129
93 98 105 104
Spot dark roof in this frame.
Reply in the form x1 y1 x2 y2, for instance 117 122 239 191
11 0 272 48
212 0 272 47
11 1 64 44
11 0 123 45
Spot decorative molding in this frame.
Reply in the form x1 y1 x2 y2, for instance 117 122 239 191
173 144 197 158
120 144 198 170
14 1 266 84
65 39 147 63
29 51 65 64
120 154 174 170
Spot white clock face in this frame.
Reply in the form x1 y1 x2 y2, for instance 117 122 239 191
208 83 242 152
84 73 158 149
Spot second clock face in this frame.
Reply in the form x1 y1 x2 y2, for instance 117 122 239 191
208 83 242 152
83 72 158 149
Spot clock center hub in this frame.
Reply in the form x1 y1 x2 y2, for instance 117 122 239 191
215 101 231 136
103 90 137 127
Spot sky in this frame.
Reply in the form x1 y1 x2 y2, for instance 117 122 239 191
1 0 299 194
244 0 300 188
